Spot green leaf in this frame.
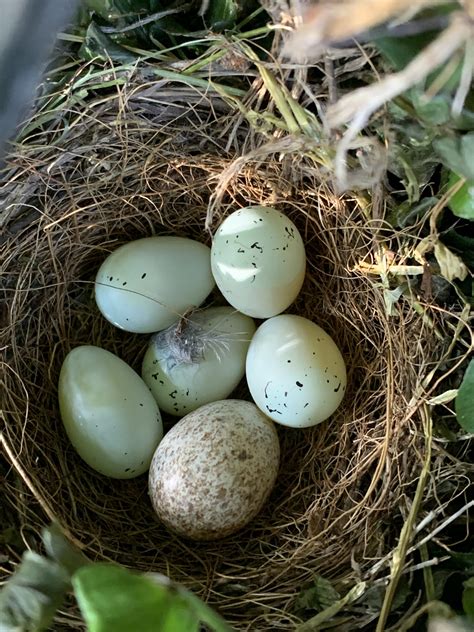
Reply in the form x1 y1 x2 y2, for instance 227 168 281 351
462 577 474 618
206 0 239 29
389 197 438 228
375 31 437 71
73 564 203 632
84 0 151 22
41 524 90 576
360 576 411 613
411 90 453 126
455 360 474 432
79 21 138 63
449 552 474 574
166 584 234 632
447 172 474 219
295 582 366 632
295 575 340 614
0 552 70 632
434 133 474 181
433 569 458 600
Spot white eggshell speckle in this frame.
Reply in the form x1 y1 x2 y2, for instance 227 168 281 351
59 346 163 478
142 307 256 416
211 206 306 318
148 400 280 540
246 315 347 428
95 236 214 333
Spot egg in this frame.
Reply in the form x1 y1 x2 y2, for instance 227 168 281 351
142 306 256 416
148 400 280 540
58 346 163 478
95 236 215 334
246 315 346 428
211 206 306 318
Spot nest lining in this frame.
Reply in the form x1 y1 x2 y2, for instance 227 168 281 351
0 78 448 630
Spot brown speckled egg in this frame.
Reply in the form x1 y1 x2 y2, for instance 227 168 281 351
148 399 280 540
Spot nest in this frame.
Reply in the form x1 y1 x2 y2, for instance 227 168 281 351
0 68 456 630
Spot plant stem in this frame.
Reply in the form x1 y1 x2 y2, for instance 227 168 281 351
420 543 436 603
375 405 432 632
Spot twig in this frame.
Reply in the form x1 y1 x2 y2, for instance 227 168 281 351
420 543 436 603
410 500 474 552
375 405 432 632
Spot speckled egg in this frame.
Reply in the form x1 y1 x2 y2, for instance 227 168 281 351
95 236 214 334
142 307 256 416
148 400 280 540
246 315 347 428
211 206 306 318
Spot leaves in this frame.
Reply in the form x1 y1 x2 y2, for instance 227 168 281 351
433 241 469 282
434 134 474 182
427 389 458 406
447 172 474 220
455 359 474 432
442 228 474 270
79 21 138 63
41 524 90 576
462 577 474 619
73 565 194 632
295 582 367 632
84 0 151 23
295 575 341 614
206 0 239 29
0 552 70 632
73 564 233 632
0 525 89 632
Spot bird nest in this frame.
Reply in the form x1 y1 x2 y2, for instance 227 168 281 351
0 68 458 630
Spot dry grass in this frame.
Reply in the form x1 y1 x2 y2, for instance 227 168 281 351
0 63 471 631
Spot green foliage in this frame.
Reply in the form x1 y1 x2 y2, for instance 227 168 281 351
447 172 474 219
80 21 138 62
77 0 268 61
434 134 474 182
207 0 240 30
73 565 200 632
295 574 340 614
0 525 89 632
42 524 90 576
0 526 232 632
73 565 234 632
0 552 70 632
84 0 151 22
462 577 474 619
455 359 474 432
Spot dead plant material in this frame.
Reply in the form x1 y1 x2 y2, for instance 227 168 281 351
0 73 469 630
283 0 439 61
284 3 474 190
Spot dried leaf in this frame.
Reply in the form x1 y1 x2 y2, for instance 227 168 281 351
434 241 469 282
427 389 458 405
383 284 405 316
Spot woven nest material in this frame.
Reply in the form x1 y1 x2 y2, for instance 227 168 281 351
0 70 455 630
